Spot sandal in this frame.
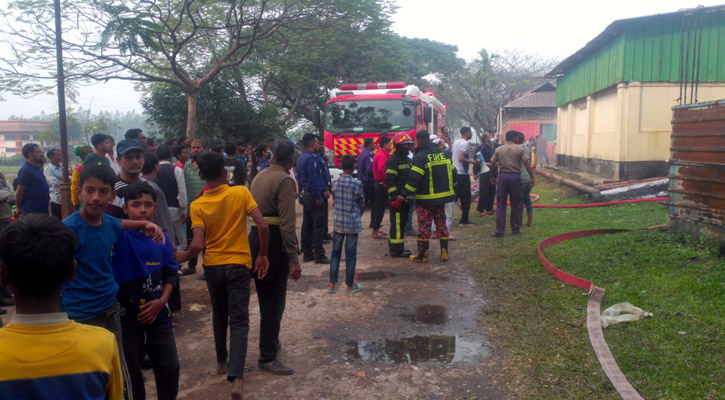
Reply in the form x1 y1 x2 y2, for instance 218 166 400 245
373 232 388 239
180 267 197 276
347 283 363 294
327 284 337 294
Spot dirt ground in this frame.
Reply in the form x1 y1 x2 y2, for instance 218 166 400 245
0 203 511 399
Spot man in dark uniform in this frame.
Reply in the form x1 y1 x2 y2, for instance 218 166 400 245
384 132 414 258
249 138 301 376
297 134 330 264
316 137 332 243
398 130 457 263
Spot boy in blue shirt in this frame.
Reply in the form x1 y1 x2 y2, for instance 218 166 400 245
62 163 164 397
113 182 179 400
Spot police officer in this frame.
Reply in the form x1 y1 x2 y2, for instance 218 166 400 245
398 130 456 262
384 132 414 258
297 134 330 263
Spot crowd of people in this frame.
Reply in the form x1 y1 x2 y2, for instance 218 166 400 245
0 126 540 400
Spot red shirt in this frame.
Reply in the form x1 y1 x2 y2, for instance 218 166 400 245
373 148 391 182
174 160 185 170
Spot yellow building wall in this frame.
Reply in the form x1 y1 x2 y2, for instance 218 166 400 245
557 82 725 163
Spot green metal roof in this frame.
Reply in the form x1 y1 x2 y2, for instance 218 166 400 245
549 5 725 106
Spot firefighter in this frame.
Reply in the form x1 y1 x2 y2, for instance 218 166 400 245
384 132 414 258
398 130 456 262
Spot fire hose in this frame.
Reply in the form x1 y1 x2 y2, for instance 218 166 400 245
535 198 667 400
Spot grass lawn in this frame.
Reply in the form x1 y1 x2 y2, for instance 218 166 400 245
0 165 20 181
458 177 723 399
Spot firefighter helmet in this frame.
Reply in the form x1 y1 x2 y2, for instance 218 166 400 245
393 132 413 146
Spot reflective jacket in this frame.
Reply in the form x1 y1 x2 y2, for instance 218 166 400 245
402 142 456 206
384 149 412 201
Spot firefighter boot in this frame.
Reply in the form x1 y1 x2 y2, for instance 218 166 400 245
440 237 449 262
409 239 429 263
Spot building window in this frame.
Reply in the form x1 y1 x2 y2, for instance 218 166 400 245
4 135 15 141
32 135 40 141
21 135 30 141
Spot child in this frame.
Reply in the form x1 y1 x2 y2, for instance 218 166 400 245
62 163 164 397
175 151 269 400
0 214 123 399
113 182 180 400
327 155 364 294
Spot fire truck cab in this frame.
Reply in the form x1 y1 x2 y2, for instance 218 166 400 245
313 82 446 174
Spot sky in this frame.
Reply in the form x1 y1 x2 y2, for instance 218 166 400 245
0 0 720 119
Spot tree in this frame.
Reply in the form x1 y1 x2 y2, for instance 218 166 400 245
433 49 558 135
248 12 463 124
0 0 351 139
40 113 83 146
142 79 285 146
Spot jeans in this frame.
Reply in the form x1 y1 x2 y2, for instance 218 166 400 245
495 172 523 235
249 226 289 364
371 182 387 231
80 301 134 399
300 193 327 259
457 174 472 223
204 264 251 381
123 328 179 400
329 232 358 287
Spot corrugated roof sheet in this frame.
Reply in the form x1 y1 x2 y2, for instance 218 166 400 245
504 89 557 109
547 4 725 77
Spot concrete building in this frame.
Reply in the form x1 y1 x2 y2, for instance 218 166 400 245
547 5 725 180
0 120 51 158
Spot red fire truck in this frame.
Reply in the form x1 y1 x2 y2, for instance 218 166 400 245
313 82 447 171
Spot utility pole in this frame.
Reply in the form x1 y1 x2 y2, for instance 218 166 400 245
53 0 72 218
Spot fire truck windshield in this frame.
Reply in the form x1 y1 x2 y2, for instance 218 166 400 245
325 99 415 134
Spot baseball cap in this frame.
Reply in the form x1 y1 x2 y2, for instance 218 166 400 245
116 139 144 156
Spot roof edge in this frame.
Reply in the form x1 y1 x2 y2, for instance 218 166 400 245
546 4 725 78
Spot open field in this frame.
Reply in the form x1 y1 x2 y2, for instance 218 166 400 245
460 177 723 399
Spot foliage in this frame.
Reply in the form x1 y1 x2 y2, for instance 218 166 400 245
433 49 558 134
138 0 462 139
460 179 722 399
10 108 154 145
142 80 285 146
0 0 355 138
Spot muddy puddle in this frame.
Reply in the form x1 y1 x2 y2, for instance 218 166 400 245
345 335 487 365
412 304 447 325
319 270 398 280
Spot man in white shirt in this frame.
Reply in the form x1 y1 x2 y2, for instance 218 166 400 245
156 144 188 251
451 127 478 225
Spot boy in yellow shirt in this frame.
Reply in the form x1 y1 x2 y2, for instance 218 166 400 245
176 151 269 400
0 214 122 400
